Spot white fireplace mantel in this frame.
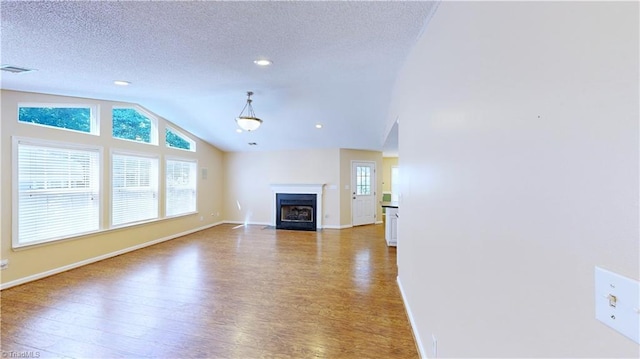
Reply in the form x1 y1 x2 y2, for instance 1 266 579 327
271 184 325 229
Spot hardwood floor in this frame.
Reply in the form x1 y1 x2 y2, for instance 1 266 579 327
1 224 417 358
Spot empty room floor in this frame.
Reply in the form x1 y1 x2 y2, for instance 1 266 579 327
1 224 417 358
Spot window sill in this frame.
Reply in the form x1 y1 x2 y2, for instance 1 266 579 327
12 212 200 251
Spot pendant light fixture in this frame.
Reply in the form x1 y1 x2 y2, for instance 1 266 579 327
235 91 263 132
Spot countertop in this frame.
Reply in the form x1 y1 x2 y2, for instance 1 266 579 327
380 201 399 208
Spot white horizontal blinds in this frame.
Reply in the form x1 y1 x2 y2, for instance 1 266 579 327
112 153 159 226
166 159 197 216
17 141 100 245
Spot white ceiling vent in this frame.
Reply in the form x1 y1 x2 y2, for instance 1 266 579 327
0 65 36 74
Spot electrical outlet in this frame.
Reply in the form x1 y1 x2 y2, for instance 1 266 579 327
1 259 8 270
199 216 204 221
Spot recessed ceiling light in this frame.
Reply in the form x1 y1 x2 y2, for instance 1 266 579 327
253 59 272 66
114 80 131 86
236 129 243 133
315 124 323 129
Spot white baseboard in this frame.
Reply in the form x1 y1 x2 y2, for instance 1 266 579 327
0 222 223 291
323 224 352 229
343 222 383 228
223 220 272 226
397 276 427 359
223 221 356 230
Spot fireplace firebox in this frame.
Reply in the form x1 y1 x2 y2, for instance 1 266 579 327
276 193 317 231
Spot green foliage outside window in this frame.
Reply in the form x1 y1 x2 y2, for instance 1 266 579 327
19 107 91 133
112 108 152 143
166 128 191 150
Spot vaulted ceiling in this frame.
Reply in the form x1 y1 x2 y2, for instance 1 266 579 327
1 1 435 153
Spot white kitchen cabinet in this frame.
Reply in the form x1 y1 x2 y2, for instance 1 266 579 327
384 206 398 246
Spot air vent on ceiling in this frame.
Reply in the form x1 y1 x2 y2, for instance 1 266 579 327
0 65 36 74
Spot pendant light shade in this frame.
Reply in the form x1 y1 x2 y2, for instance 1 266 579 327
235 91 263 131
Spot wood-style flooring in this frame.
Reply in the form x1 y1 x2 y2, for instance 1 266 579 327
1 224 417 358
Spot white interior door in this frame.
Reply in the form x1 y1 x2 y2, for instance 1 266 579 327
352 161 376 226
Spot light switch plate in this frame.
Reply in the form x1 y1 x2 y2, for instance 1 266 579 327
595 266 640 344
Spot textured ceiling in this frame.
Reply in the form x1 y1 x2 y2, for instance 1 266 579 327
1 1 435 153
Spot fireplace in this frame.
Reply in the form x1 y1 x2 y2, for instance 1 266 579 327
276 193 317 231
271 184 324 230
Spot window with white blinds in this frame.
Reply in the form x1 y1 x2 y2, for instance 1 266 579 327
165 159 197 217
112 152 159 227
14 138 100 247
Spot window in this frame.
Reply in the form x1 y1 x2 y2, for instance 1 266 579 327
14 138 100 247
166 126 195 152
112 152 159 227
356 165 371 195
166 159 197 217
391 166 399 202
112 107 157 145
18 104 98 134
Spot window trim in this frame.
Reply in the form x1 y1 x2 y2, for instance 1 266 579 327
111 106 159 146
12 136 104 249
110 149 160 229
165 156 198 218
165 125 196 152
17 102 99 136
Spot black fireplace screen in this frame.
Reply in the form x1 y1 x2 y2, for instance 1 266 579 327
281 205 313 222
276 193 317 231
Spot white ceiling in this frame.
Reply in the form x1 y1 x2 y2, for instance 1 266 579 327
1 1 435 153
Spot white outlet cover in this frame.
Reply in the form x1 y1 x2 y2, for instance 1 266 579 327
595 266 640 344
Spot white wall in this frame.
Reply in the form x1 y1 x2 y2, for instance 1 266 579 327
393 2 639 357
223 149 342 227
223 148 384 228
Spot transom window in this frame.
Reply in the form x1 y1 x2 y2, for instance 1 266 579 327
13 138 101 247
166 126 195 152
112 107 158 145
18 103 98 135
